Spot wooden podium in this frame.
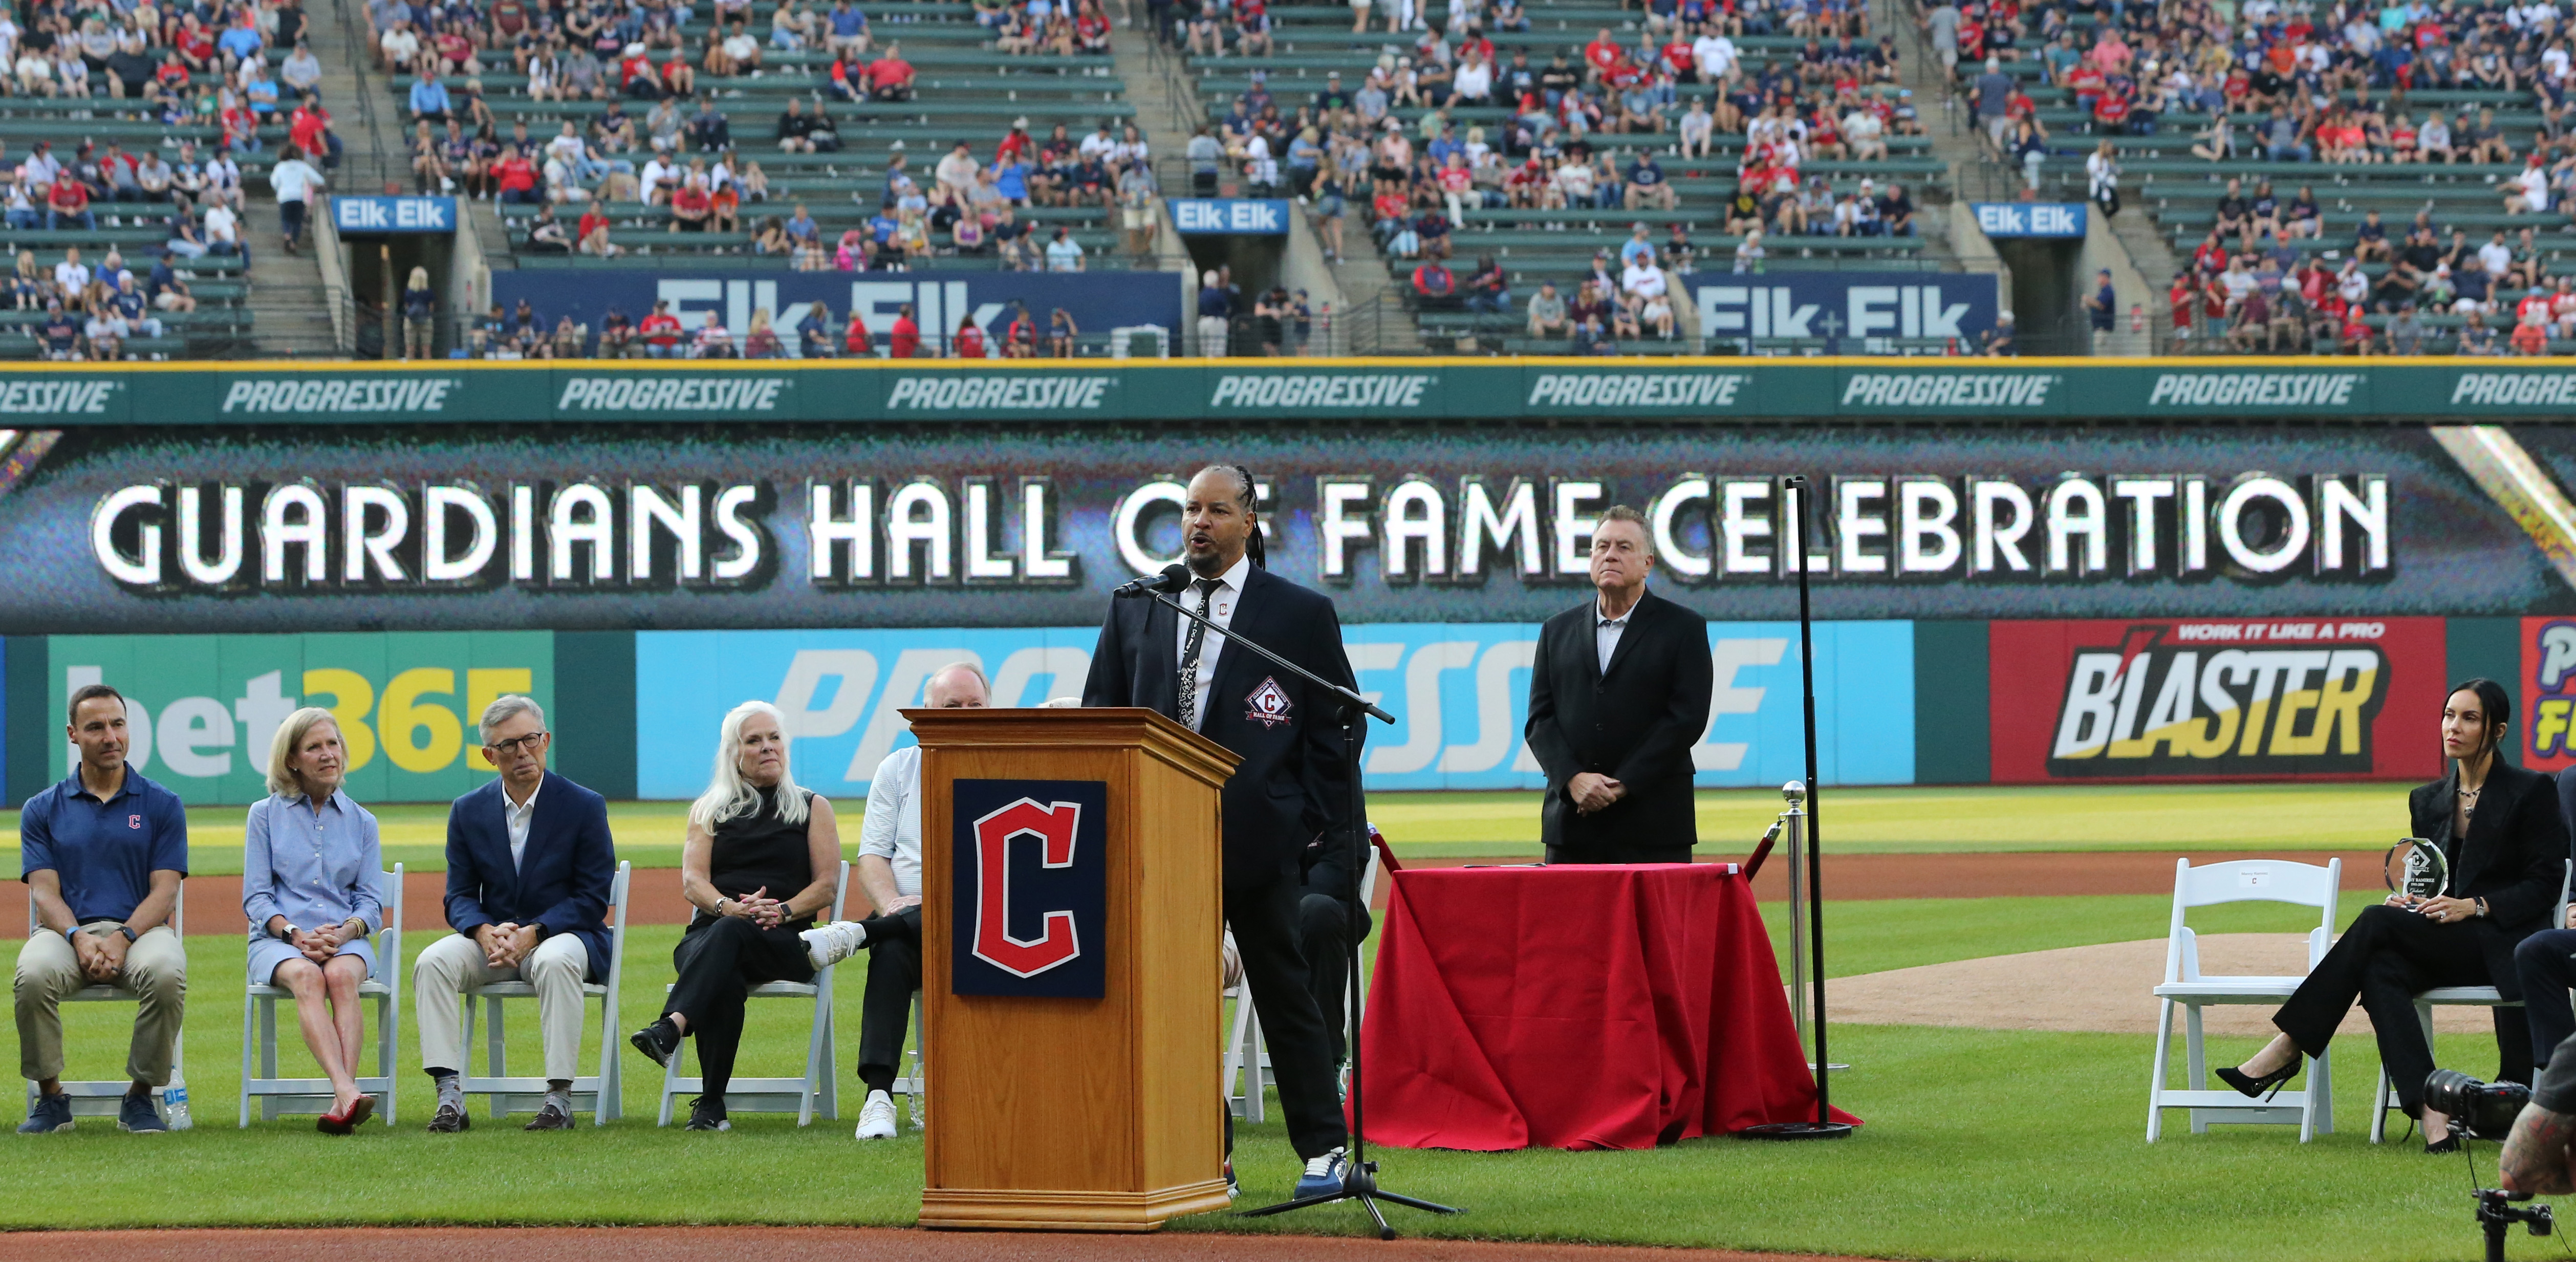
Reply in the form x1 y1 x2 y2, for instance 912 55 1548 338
906 706 1240 1232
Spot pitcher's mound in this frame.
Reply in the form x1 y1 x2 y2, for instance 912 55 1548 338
1827 935 2497 1036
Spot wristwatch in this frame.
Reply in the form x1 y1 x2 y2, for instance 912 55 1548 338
272 921 299 942
115 926 137 944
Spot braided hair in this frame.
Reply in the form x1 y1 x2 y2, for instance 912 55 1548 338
1230 464 1267 569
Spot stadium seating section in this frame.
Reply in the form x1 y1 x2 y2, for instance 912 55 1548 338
0 7 305 360
1928 0 2576 354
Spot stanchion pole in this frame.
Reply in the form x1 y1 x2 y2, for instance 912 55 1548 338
1781 785 1808 1054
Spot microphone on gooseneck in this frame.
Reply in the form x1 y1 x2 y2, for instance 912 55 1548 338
1113 563 1193 599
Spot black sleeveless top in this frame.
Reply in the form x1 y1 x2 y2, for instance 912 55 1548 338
692 785 819 930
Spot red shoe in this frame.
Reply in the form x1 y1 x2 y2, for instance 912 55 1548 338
318 1095 374 1135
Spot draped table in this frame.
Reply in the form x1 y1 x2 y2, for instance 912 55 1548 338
1352 862 1858 1150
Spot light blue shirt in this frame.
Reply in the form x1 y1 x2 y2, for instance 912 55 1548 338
243 788 385 940
411 78 451 116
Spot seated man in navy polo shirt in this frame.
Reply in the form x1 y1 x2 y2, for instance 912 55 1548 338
16 683 188 1135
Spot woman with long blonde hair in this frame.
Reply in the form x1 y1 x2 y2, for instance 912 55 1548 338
626 701 841 1132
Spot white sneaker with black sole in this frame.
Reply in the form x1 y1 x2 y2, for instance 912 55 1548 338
801 920 868 970
854 1088 900 1140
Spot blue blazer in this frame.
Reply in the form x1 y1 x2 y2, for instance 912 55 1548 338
443 770 616 982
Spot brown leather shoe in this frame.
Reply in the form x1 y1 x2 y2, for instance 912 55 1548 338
425 1101 470 1133
524 1101 574 1130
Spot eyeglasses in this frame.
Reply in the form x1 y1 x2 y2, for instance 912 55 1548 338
486 731 549 755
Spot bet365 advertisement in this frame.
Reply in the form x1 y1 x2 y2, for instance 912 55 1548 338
40 632 554 805
1988 618 2448 785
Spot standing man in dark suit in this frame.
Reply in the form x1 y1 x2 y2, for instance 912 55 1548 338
1525 504 1713 864
1083 464 1358 1201
414 695 617 1132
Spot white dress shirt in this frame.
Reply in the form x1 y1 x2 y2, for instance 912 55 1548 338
1596 592 1637 673
1176 552 1253 731
859 744 923 898
503 776 542 871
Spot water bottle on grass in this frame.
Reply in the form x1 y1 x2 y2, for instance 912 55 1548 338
164 1085 192 1130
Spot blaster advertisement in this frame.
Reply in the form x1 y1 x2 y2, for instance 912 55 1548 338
1989 617 2446 784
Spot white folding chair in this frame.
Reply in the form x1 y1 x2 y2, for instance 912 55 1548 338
2148 857 2341 1142
658 860 850 1126
2371 860 2575 1142
460 860 632 1125
240 864 405 1126
891 989 927 1129
1226 844 1382 1120
26 882 187 1121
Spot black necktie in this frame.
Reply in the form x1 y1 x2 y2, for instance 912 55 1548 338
1177 577 1223 729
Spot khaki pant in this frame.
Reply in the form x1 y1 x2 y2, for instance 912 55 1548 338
16 923 187 1086
415 932 590 1082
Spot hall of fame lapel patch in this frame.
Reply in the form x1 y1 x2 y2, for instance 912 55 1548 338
1244 677 1293 728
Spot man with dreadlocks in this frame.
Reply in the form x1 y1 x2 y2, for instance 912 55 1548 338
1081 464 1361 1203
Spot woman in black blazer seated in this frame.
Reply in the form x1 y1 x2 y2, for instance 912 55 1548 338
2222 678 2569 1151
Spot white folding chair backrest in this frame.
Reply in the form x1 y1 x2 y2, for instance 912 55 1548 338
2166 858 2342 986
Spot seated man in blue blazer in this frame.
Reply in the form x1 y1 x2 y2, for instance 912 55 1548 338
414 695 616 1132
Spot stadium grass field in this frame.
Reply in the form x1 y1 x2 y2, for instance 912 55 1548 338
0 782 2418 874
5 898 2551 1260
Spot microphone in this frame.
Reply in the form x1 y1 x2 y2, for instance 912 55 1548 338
1113 563 1193 599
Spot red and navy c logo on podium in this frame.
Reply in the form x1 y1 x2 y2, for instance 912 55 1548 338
950 778 1108 998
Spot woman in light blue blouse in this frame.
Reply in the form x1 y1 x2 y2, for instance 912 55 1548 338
244 707 385 1134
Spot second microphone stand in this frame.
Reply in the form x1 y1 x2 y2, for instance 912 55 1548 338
1135 584 1462 1238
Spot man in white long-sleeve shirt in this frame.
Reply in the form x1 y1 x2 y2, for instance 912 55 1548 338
799 661 987 1140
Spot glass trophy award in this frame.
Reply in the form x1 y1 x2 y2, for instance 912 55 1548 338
2386 837 2451 902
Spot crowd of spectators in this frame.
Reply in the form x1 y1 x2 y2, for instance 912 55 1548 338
458 292 1091 356
1168 1 1925 345
12 245 203 360
0 0 316 356
1924 0 2576 353
376 0 1133 263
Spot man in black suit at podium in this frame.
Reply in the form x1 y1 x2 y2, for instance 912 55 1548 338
1525 505 1713 865
1083 464 1358 1202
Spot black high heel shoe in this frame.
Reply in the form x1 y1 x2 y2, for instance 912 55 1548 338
2216 1060 2300 1101
2425 1132 2462 1155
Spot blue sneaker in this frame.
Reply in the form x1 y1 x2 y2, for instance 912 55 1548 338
1293 1147 1348 1199
17 1092 72 1134
117 1093 167 1134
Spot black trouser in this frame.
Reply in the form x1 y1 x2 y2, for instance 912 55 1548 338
1545 841 1694 864
855 906 923 1096
1296 891 1373 1068
2274 903 2531 1115
664 916 815 1104
2518 928 2576 1069
1228 873 1349 1161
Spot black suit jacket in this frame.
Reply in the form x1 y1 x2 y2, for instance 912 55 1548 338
2409 760 2571 1001
444 770 617 982
1082 564 1360 890
1524 588 1713 854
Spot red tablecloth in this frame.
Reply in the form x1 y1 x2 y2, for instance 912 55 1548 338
1352 863 1859 1150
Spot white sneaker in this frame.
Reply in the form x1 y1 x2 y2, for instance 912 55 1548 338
854 1089 900 1140
801 920 867 969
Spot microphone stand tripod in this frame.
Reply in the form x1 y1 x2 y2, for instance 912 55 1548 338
1134 586 1462 1238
